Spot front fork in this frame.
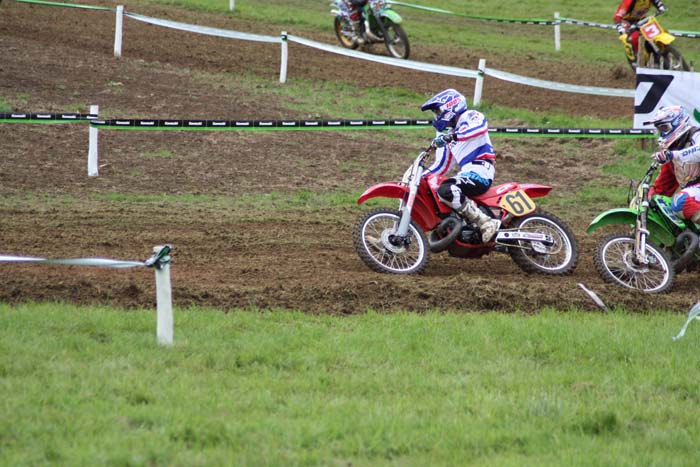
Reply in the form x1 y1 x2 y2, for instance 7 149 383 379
364 12 383 42
395 184 418 238
395 166 424 238
634 184 651 265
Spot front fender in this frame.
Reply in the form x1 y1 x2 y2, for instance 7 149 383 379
358 182 408 205
357 182 438 232
587 208 637 234
587 208 676 246
379 8 402 23
654 32 676 46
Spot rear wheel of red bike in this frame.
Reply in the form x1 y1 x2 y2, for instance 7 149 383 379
509 210 579 275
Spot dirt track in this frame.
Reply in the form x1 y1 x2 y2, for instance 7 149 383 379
0 1 695 313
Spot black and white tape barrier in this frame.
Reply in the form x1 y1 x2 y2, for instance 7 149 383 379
0 113 656 137
558 17 700 38
0 112 98 121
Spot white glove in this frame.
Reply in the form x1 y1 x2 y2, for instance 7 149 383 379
652 150 673 164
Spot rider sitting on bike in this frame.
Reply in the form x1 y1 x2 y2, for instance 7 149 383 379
614 0 667 54
646 105 700 224
420 88 499 243
347 0 368 44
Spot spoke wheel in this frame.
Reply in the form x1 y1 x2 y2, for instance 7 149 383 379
381 20 410 59
334 17 358 50
594 233 675 293
353 207 428 274
660 44 691 71
509 211 579 275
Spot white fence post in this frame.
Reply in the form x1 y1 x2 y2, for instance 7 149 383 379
229 0 234 11
554 12 561 51
280 31 288 84
87 105 99 177
114 5 124 58
473 59 486 107
153 245 173 346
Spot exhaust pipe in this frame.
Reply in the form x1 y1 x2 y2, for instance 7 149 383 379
428 217 462 253
671 230 699 273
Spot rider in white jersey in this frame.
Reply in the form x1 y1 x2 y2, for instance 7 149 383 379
421 89 498 242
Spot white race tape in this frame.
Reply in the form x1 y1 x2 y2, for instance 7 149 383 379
118 10 631 98
286 35 480 79
673 302 700 341
0 255 145 268
484 68 635 98
124 12 281 43
287 35 632 97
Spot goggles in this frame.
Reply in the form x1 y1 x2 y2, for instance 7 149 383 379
655 122 673 135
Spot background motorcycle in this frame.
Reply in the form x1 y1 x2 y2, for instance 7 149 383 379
331 0 410 59
587 161 700 293
619 14 691 71
353 137 579 275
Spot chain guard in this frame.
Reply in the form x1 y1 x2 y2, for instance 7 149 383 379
495 228 555 253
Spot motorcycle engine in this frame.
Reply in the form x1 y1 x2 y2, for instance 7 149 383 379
459 225 479 243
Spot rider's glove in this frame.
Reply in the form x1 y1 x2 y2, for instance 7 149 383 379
432 134 452 148
657 5 667 15
653 150 673 164
616 22 628 35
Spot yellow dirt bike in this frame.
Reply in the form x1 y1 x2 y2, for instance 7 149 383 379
619 15 691 71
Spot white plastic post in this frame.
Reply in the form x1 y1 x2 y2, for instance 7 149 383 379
114 5 124 58
473 59 486 107
280 32 288 84
154 245 173 346
87 105 99 177
229 0 234 11
554 12 561 52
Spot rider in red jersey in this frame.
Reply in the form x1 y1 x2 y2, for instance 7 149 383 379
614 0 667 53
647 106 700 225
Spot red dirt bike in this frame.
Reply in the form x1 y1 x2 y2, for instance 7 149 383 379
353 136 580 275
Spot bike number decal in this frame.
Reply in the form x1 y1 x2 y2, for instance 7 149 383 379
499 190 536 216
641 18 662 40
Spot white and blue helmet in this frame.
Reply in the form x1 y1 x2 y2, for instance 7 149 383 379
421 89 468 132
644 105 692 149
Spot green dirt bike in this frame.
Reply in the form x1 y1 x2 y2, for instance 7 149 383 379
587 161 700 293
330 0 410 59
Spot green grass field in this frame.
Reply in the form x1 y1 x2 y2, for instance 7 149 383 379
4 0 700 464
2 303 700 466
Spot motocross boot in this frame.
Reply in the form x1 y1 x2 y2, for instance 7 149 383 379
348 9 364 44
459 199 498 243
351 21 365 44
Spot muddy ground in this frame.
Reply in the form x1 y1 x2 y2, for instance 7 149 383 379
0 1 695 313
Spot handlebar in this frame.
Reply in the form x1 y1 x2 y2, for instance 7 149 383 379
644 160 660 180
416 133 455 169
619 15 659 35
425 133 455 152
